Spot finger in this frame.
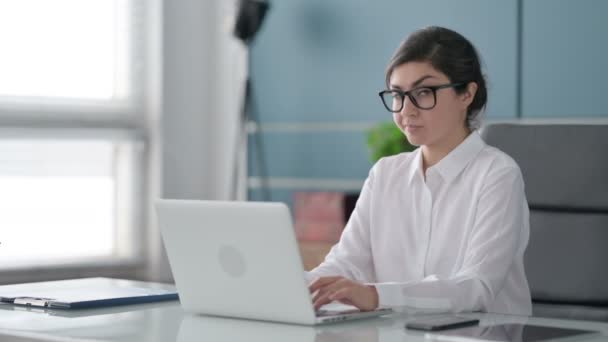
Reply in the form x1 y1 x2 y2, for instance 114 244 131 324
312 278 349 303
328 287 352 302
308 276 342 293
313 289 335 311
311 287 330 304
331 286 377 311
331 287 369 311
314 280 353 309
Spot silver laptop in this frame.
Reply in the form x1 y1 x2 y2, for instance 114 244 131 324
156 199 391 325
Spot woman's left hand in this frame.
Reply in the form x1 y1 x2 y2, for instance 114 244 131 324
308 276 379 311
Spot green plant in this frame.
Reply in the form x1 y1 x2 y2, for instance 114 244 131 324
366 122 415 163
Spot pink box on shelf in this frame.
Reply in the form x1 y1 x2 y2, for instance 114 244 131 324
294 192 345 243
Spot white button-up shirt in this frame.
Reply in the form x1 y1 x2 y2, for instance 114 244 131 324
307 132 532 315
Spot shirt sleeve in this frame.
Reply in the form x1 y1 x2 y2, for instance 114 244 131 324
370 165 528 313
305 161 379 284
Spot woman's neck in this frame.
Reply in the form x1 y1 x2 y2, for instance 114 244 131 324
422 127 471 173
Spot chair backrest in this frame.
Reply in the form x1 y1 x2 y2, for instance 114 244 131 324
481 123 608 305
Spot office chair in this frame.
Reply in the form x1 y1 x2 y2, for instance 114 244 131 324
481 122 608 322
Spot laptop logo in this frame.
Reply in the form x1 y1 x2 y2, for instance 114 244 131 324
218 245 246 277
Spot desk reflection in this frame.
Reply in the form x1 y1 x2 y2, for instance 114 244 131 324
432 322 605 342
427 323 524 341
178 314 380 342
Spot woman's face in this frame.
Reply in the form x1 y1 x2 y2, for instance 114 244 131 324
389 61 475 149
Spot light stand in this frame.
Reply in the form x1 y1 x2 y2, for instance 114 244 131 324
231 0 270 200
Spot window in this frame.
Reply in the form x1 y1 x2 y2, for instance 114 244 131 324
0 0 151 270
0 0 132 102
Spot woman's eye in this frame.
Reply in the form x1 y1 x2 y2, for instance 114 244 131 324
415 89 431 97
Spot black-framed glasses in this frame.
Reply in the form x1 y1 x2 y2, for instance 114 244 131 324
378 83 465 112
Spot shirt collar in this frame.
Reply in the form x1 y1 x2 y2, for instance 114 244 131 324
407 131 486 185
407 148 424 185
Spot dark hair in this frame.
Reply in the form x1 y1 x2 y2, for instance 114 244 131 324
385 26 487 130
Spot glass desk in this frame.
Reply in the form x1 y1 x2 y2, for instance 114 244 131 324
0 300 607 342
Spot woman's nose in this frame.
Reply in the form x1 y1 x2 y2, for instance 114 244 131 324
399 96 418 116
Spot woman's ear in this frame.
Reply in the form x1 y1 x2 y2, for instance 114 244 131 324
461 82 478 107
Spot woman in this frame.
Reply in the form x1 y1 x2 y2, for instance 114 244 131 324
307 26 531 315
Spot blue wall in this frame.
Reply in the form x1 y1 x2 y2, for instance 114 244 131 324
248 0 607 202
522 0 608 117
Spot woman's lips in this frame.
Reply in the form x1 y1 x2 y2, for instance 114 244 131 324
406 124 422 133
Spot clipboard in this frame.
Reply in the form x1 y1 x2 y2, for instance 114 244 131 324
0 277 178 310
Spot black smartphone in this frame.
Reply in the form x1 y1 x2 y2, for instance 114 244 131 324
405 316 480 331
